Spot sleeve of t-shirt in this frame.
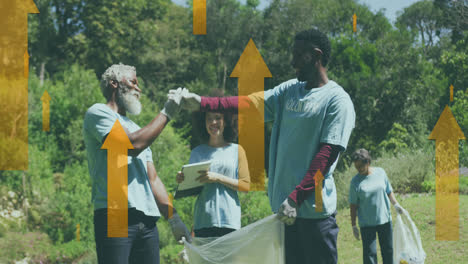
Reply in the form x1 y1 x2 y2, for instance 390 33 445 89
349 179 359 205
188 147 201 164
288 143 341 206
237 145 250 192
320 95 356 150
260 88 280 122
83 105 117 143
384 170 393 194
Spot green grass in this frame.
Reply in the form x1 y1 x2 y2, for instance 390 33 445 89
337 194 468 264
2 194 466 263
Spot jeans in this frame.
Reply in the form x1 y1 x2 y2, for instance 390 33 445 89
94 208 160 264
194 227 236 238
285 213 339 264
360 221 393 264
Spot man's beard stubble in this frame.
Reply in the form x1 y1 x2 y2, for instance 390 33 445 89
116 87 142 115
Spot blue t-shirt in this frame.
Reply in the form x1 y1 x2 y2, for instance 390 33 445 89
83 103 160 217
349 167 393 227
263 79 355 219
189 143 241 230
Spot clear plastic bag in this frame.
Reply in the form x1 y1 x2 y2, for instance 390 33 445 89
183 214 285 264
393 209 426 264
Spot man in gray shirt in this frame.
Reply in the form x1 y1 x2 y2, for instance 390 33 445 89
83 63 190 264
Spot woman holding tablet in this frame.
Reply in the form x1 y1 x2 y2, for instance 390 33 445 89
176 111 250 238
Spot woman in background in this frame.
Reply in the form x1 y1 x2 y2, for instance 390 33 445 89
176 111 250 238
349 148 404 264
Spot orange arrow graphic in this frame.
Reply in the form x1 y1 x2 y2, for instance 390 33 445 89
101 120 134 237
353 13 357 33
41 91 51 131
450 84 454 102
76 224 80 242
314 170 324 212
428 105 465 240
193 0 206 35
24 51 29 79
231 39 272 191
168 193 174 219
0 0 39 170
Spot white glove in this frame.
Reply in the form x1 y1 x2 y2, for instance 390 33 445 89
352 225 360 240
393 203 404 214
277 198 297 225
161 87 184 119
168 213 192 243
169 88 201 112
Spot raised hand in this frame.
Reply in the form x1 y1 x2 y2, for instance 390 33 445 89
169 88 201 112
161 87 185 119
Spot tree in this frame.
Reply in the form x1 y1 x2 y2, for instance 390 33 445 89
434 0 468 43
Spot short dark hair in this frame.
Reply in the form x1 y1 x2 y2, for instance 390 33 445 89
192 111 235 145
294 28 331 66
351 148 372 164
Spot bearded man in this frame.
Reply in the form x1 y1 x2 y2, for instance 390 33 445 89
83 63 190 264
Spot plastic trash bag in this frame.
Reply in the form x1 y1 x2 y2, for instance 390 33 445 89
183 214 285 264
393 209 426 264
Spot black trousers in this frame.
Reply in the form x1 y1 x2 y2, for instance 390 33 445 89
285 214 339 264
360 221 393 264
94 208 160 264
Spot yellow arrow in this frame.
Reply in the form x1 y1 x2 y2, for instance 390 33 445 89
231 39 272 191
193 0 206 35
314 170 324 212
24 51 29 79
41 91 51 131
353 13 357 33
168 193 174 219
101 120 134 237
0 0 39 170
76 224 80 242
428 105 465 240
450 84 454 102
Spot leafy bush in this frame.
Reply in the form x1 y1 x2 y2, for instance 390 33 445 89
39 162 93 244
422 180 435 193
46 240 92 264
374 148 435 193
240 190 273 227
378 123 410 154
0 231 51 263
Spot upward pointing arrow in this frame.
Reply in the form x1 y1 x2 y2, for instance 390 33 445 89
41 91 51 131
231 39 272 94
101 120 134 237
0 0 39 170
230 39 272 191
314 170 325 212
0 0 39 78
428 105 465 241
353 13 357 33
24 51 29 79
193 0 206 35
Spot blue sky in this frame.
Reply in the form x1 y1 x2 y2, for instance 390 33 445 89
171 0 422 23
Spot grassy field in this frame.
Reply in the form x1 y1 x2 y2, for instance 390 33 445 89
336 194 468 264
2 194 466 263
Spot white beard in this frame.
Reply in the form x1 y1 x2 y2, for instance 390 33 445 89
117 90 141 115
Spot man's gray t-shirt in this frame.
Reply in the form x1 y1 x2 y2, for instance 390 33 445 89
83 103 160 217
